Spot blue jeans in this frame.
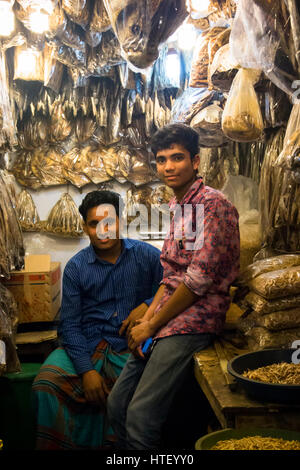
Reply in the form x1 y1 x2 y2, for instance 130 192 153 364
107 333 213 450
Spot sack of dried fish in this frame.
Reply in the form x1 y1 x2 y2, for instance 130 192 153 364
61 148 91 188
16 189 40 231
62 0 90 29
245 308 300 331
43 43 64 94
103 0 188 69
14 44 44 82
238 254 300 286
246 326 300 350
189 27 228 88
90 0 111 33
31 145 67 187
249 266 300 300
80 145 111 185
12 150 42 189
84 30 102 48
274 104 300 183
87 30 125 74
222 68 264 142
44 193 83 238
244 291 300 316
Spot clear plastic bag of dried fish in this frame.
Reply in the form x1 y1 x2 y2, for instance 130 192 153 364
244 291 300 316
237 254 300 286
222 68 264 142
61 147 91 188
44 43 64 94
12 149 42 189
249 266 300 300
44 193 84 238
61 0 91 29
17 115 48 150
31 145 67 187
103 0 188 69
0 171 24 278
274 103 300 183
102 146 130 184
80 145 111 185
16 189 41 231
0 283 20 375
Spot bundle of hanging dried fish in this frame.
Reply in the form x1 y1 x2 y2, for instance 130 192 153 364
128 149 155 186
0 170 24 278
17 116 48 150
211 436 300 450
43 193 84 238
48 103 72 143
90 0 111 33
0 283 20 375
75 116 97 143
16 189 40 231
12 150 42 189
31 145 67 187
62 0 90 29
80 145 111 184
61 147 91 188
44 42 64 94
243 362 300 385
102 146 129 184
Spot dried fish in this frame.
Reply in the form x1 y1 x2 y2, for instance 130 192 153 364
44 193 84 238
16 189 40 231
31 145 67 187
80 145 111 185
12 150 42 189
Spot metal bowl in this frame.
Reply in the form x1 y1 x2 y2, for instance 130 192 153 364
227 349 300 403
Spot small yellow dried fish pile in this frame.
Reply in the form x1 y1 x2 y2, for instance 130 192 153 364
243 362 300 385
211 436 300 450
16 190 41 232
43 193 83 238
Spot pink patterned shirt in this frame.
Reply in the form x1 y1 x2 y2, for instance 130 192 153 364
153 177 240 339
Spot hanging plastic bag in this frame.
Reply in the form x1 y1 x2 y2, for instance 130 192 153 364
43 43 64 94
222 68 264 142
90 0 111 33
14 43 44 82
209 43 239 92
229 0 296 98
274 103 300 183
62 0 90 29
31 145 67 187
16 189 40 231
103 0 187 69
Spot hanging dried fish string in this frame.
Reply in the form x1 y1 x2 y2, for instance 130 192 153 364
16 189 41 231
44 193 83 238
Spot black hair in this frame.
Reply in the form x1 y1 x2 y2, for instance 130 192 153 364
150 123 199 159
78 190 124 222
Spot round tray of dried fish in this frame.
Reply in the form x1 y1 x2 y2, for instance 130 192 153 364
195 428 300 450
227 349 300 403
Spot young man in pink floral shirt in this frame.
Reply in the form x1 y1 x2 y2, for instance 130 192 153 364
107 123 240 449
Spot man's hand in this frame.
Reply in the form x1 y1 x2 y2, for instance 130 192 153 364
119 303 149 337
128 320 156 352
81 370 110 407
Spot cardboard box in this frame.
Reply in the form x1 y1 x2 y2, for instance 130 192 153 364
3 257 61 324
